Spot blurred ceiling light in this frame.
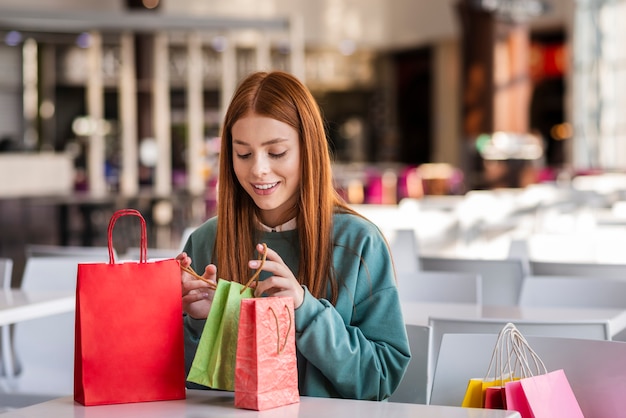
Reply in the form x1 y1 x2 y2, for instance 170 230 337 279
338 39 356 56
4 30 22 46
139 138 158 167
72 116 112 137
476 131 543 160
476 0 550 22
550 122 572 141
211 36 227 52
39 100 55 119
277 39 291 55
76 32 91 49
142 0 160 9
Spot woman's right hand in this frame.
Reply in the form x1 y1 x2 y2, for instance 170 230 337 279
177 252 217 319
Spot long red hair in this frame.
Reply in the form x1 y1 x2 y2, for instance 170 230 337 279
215 71 355 303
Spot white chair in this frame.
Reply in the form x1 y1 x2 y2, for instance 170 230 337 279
530 260 626 279
0 258 13 291
397 271 482 304
389 229 421 273
0 258 14 382
6 256 86 401
388 324 430 404
24 244 112 259
419 256 526 306
519 276 626 309
430 333 626 418
427 316 611 404
179 226 198 251
123 247 178 261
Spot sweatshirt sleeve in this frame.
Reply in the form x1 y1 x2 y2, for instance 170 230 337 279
293 219 411 400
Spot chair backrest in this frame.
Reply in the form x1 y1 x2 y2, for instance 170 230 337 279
427 316 611 402
25 244 112 259
419 256 526 306
10 255 87 397
0 257 13 290
519 276 626 309
20 256 87 292
389 229 421 273
388 324 430 405
430 333 626 418
530 260 626 280
123 247 178 261
397 271 482 304
179 226 198 251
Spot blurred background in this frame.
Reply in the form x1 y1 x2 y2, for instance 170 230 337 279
0 0 622 283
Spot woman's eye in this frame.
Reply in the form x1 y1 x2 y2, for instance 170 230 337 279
236 153 251 159
269 151 287 159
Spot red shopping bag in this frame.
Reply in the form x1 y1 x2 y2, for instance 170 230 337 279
505 369 584 418
234 297 299 410
484 386 506 409
74 209 186 406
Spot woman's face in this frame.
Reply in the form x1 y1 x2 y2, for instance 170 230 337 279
231 114 301 227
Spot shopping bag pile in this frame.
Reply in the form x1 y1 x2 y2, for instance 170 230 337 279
462 322 584 418
186 243 299 410
74 208 186 406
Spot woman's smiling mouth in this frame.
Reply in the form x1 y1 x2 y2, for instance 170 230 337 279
253 182 279 193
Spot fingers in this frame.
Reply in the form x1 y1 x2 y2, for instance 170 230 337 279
254 275 305 308
248 244 288 276
176 252 191 267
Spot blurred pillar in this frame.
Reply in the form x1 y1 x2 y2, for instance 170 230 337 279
119 31 139 197
152 31 172 197
186 31 205 196
86 31 107 197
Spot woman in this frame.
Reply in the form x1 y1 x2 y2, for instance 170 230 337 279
178 70 410 400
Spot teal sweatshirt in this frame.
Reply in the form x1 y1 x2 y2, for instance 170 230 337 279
182 212 411 400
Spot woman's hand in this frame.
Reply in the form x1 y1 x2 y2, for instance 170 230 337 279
250 243 305 308
177 252 217 319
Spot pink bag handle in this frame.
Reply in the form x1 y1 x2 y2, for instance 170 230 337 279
107 208 148 264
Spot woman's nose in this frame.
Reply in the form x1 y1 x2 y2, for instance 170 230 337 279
251 155 270 176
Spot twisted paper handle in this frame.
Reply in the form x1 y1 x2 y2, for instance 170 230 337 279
240 243 268 294
268 304 292 355
180 242 267 293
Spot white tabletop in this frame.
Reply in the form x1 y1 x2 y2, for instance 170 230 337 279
0 389 521 418
0 290 75 326
401 301 626 339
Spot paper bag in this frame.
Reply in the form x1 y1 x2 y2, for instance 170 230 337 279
235 297 299 410
186 244 267 391
74 208 186 406
462 323 519 408
186 279 254 390
505 369 584 418
484 386 506 409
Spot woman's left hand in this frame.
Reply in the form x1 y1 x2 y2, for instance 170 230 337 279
249 243 305 308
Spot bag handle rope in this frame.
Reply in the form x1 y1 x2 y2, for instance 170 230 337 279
268 304 292 355
241 243 267 294
180 243 268 294
107 209 147 264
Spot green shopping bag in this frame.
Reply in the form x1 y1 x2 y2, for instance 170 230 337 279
186 244 266 391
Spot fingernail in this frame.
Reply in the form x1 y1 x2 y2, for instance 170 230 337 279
201 293 209 298
249 260 259 268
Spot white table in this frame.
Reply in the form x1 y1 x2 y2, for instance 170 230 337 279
0 290 75 326
401 302 626 339
0 389 521 417
0 289 75 390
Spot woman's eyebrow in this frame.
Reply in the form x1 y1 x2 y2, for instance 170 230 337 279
233 138 289 146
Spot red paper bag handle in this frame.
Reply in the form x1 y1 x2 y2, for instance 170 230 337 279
107 208 148 264
268 304 292 355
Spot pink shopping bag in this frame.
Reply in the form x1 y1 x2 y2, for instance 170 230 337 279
505 369 584 418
